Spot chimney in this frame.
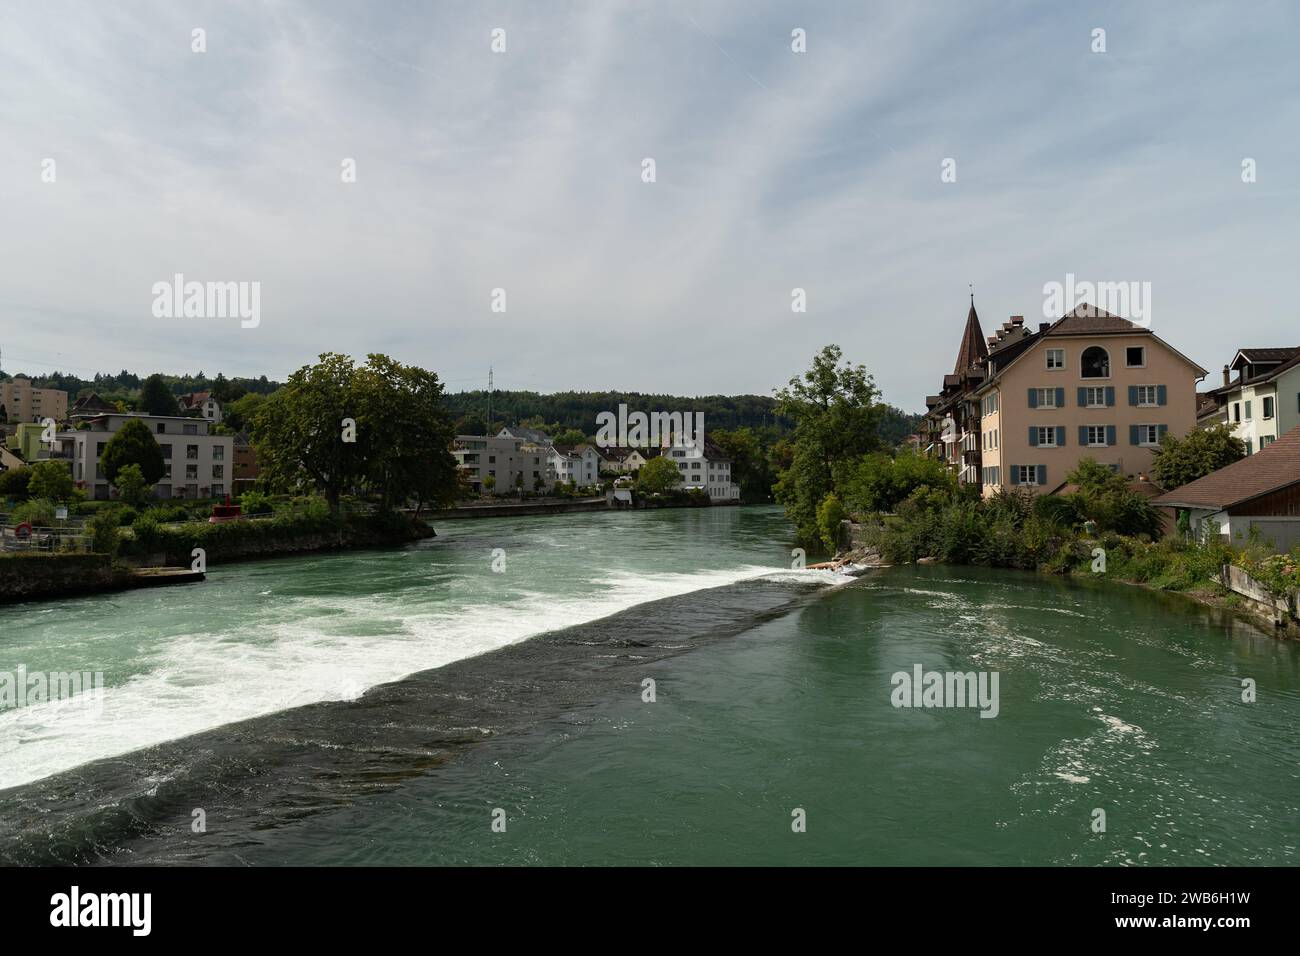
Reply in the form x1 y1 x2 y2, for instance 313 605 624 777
1039 322 1050 333
1222 364 1230 387
1010 315 1024 325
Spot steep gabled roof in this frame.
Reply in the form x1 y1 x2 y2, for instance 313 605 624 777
953 299 989 374
1153 424 1300 510
1047 304 1146 336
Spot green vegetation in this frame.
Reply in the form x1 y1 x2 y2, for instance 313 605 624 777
139 374 177 415
635 455 683 495
1151 424 1246 489
773 345 883 543
100 418 165 485
27 460 75 502
114 464 151 508
252 353 460 514
0 466 32 501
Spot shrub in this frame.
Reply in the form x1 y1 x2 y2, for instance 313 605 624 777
88 510 121 556
11 497 56 527
0 466 32 502
239 490 273 516
816 493 847 551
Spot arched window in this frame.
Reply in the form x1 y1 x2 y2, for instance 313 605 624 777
1081 346 1110 378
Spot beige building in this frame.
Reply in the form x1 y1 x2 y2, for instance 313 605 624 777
52 413 233 500
452 434 555 494
1 378 68 424
972 306 1206 495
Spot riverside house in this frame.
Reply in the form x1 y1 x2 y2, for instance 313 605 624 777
1201 347 1300 453
926 302 1207 496
452 434 555 494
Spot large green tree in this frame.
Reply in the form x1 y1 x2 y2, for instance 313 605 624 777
139 374 177 416
710 426 774 502
1151 424 1247 490
253 353 459 514
101 418 166 485
773 345 882 541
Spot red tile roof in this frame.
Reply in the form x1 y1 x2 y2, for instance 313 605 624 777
1153 424 1300 510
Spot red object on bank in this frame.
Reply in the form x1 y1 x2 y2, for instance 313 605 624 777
209 495 243 524
14 522 33 540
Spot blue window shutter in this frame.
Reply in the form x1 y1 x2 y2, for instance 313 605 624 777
1028 427 1038 446
1037 465 1047 486
1158 424 1168 441
1157 384 1167 406
1009 466 1019 485
1128 385 1138 406
1106 424 1116 446
1055 388 1065 408
1106 386 1115 406
1056 426 1066 446
1129 424 1139 446
1077 387 1087 407
1027 388 1037 408
1078 425 1088 445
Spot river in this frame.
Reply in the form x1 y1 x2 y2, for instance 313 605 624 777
0 506 1296 865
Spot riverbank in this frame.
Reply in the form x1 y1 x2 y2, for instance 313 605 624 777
0 512 435 605
429 495 738 519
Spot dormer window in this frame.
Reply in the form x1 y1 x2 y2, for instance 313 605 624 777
1081 346 1110 378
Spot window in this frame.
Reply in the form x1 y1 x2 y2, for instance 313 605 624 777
163 464 172 479
1017 465 1039 485
1046 349 1065 370
212 484 224 496
1260 435 1274 449
1125 346 1145 367
1233 403 1241 422
1034 426 1055 446
161 443 172 459
1137 425 1160 446
186 444 199 459
186 464 198 479
183 424 198 435
1136 385 1158 406
1086 426 1107 446
212 464 224 478
1263 396 1274 419
1245 400 1253 418
1082 387 1105 407
488 455 496 464
1081 346 1110 378
213 445 224 461
156 422 166 434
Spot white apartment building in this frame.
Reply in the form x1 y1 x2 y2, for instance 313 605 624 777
452 434 555 494
661 438 741 501
549 444 602 488
1212 348 1300 454
53 413 233 500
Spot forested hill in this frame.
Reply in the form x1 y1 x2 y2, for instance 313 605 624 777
442 389 923 445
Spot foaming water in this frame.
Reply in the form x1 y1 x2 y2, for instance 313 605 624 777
0 508 807 789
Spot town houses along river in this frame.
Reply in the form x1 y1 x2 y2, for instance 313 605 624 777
0 506 1296 865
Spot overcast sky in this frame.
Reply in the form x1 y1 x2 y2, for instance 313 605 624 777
2 1 1298 412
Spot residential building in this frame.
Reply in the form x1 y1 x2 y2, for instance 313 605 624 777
923 299 991 486
178 391 222 423
660 437 741 501
549 444 602 488
621 447 660 474
1154 423 1300 550
1205 347 1300 454
5 422 50 462
973 305 1206 495
452 434 555 494
496 425 551 445
70 393 119 416
52 413 233 500
0 378 68 424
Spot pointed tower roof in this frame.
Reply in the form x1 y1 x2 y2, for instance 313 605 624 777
953 295 989 374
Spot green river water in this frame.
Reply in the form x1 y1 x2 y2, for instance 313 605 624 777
0 505 1296 865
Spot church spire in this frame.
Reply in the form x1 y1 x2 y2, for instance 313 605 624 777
953 293 988 374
